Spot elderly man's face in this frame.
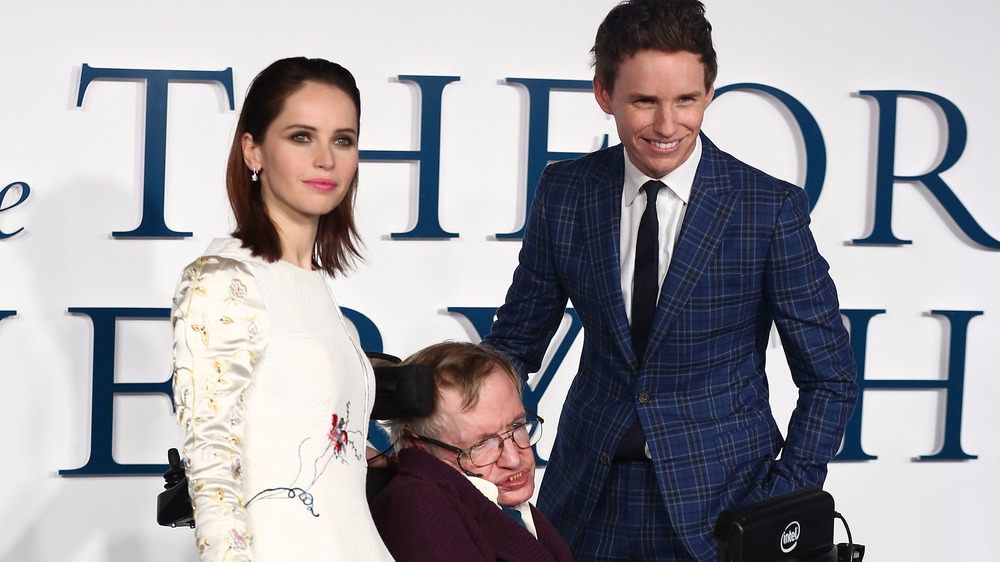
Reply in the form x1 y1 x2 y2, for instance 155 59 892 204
430 365 536 506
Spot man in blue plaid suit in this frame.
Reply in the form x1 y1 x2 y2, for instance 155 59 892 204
483 1 858 560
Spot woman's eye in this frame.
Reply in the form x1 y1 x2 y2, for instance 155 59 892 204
291 133 310 143
335 136 355 146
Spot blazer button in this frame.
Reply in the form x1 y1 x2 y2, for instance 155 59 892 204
638 391 651 404
599 452 611 466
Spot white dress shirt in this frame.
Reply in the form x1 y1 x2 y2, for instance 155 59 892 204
619 136 703 324
466 475 538 538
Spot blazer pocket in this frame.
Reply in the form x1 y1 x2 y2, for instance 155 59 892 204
707 421 780 510
721 272 752 292
713 420 780 467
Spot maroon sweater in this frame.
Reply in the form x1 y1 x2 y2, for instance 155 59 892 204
371 448 575 562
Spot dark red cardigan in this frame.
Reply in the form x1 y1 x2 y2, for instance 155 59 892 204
371 448 575 562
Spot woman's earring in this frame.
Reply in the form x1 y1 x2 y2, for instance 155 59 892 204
251 168 259 182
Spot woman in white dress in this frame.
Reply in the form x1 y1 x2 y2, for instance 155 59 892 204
171 57 394 561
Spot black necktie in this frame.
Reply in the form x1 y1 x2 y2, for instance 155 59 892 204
631 180 663 361
615 180 663 462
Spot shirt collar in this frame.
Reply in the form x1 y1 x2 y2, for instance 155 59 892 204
623 135 702 207
467 474 500 503
465 474 530 513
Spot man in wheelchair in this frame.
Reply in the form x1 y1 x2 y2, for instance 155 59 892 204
370 342 573 561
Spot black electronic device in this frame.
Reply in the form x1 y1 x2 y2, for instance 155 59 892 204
369 364 434 420
715 487 838 562
156 448 194 528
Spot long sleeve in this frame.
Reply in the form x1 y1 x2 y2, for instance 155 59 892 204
485 165 572 380
172 256 269 562
765 186 858 495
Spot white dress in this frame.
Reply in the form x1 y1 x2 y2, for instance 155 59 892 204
172 238 394 561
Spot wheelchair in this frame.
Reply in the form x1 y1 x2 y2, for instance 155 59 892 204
158 354 864 562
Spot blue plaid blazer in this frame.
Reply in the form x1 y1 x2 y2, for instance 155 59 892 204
485 135 858 558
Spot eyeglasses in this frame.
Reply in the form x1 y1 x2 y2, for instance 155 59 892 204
411 410 545 477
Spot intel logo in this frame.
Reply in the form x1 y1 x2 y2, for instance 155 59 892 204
780 521 801 553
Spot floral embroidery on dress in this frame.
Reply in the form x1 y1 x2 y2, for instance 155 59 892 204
329 413 349 453
229 279 247 301
173 255 261 560
245 402 365 517
246 316 259 342
226 527 249 551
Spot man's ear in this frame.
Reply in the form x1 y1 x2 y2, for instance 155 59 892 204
594 76 614 115
704 83 715 108
401 427 425 451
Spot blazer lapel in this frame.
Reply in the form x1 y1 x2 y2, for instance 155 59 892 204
582 146 638 367
646 136 741 350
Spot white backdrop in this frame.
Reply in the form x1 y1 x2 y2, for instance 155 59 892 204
1 1 998 560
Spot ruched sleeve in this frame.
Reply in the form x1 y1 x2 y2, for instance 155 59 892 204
172 256 269 562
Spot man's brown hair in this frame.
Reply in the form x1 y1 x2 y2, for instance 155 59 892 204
592 0 718 93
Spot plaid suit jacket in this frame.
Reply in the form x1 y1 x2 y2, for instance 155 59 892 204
484 134 858 559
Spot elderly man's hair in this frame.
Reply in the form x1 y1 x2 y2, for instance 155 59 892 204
381 341 522 449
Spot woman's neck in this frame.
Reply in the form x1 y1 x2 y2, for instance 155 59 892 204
276 222 318 270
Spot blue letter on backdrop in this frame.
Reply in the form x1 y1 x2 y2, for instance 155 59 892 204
77 64 235 238
341 307 384 353
340 307 392 451
853 90 1000 248
0 182 29 238
500 79 609 239
360 75 460 239
714 83 827 211
836 309 978 462
60 308 172 476
0 311 14 346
